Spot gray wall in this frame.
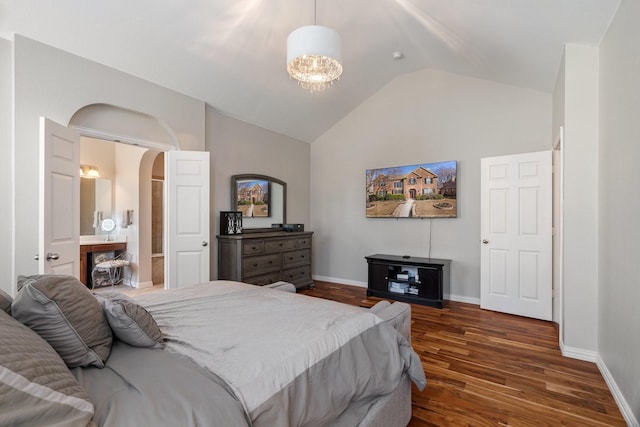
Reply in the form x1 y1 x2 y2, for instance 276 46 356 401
205 106 311 279
599 0 640 422
0 38 11 295
553 44 600 353
9 35 206 294
310 69 551 299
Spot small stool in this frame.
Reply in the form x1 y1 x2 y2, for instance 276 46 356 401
92 252 132 289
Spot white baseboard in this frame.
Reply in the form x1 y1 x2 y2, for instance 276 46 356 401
560 341 638 426
595 354 639 427
312 275 367 287
446 293 480 305
559 340 598 363
135 280 154 290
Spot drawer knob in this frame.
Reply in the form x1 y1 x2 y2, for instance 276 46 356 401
253 263 258 267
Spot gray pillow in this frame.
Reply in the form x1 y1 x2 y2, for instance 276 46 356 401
17 274 50 293
95 293 164 348
12 275 113 368
0 288 12 314
0 310 94 426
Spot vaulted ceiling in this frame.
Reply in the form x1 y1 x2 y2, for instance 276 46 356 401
0 0 621 142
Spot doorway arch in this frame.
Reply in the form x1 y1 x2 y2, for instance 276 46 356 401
69 103 179 151
69 104 178 289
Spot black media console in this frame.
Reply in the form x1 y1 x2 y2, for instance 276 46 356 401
365 254 451 308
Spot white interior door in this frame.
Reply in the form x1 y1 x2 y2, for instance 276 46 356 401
166 150 210 289
39 117 80 277
480 150 552 321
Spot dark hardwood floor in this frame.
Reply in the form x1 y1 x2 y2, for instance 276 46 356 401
300 281 626 427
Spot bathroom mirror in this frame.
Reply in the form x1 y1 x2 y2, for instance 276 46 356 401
231 174 286 231
80 177 113 236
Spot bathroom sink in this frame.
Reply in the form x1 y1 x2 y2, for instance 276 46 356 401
79 236 127 245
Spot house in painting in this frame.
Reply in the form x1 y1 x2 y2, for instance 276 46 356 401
238 182 267 204
404 167 438 199
370 167 438 200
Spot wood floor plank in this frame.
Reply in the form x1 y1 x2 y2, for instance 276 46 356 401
301 281 627 427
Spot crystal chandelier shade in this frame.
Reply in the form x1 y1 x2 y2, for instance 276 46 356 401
287 24 342 92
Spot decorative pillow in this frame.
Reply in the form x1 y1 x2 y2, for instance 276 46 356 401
95 293 164 348
16 274 50 293
0 310 94 426
0 288 12 314
12 275 112 368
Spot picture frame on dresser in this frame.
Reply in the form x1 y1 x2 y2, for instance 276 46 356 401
220 211 243 235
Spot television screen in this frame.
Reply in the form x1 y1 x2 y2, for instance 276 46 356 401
366 161 457 218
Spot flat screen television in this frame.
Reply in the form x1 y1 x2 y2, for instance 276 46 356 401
366 161 457 218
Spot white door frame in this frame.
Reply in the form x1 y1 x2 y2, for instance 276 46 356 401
553 127 565 344
70 126 176 288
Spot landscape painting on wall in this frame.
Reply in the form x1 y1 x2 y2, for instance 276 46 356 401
366 161 457 218
235 179 270 217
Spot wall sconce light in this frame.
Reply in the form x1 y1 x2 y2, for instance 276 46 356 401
80 164 100 178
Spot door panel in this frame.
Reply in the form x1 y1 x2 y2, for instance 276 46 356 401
481 151 552 321
166 151 210 289
39 118 80 277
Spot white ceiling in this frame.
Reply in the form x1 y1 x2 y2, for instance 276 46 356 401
0 0 620 142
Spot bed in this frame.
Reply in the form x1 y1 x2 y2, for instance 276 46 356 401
1 276 426 427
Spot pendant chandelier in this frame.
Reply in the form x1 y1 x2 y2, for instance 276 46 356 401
287 0 342 93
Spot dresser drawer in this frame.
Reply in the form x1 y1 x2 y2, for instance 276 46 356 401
218 231 313 289
264 239 296 252
243 241 264 255
296 237 312 248
243 253 281 273
282 249 310 268
244 271 281 286
281 265 311 286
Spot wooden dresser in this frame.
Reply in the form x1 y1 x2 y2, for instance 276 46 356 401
217 231 313 289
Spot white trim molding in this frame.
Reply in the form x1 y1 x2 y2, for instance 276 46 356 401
596 355 639 427
446 293 480 305
70 125 176 152
312 275 366 287
560 342 638 426
559 340 598 362
135 280 154 290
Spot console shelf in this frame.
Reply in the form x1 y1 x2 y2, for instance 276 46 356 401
365 254 451 308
